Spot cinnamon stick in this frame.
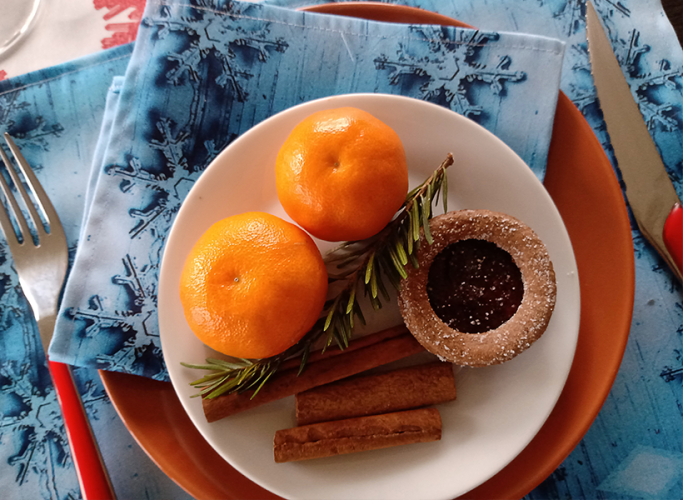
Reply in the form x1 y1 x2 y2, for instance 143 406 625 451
295 361 456 425
277 324 409 371
202 325 424 422
274 408 442 463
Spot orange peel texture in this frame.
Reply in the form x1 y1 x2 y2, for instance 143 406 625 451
179 212 328 359
276 107 409 242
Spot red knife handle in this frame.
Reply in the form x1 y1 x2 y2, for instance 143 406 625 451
663 202 683 276
48 359 117 500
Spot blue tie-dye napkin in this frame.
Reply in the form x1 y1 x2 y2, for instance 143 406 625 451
47 0 566 380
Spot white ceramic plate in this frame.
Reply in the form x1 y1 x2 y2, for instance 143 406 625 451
158 93 580 500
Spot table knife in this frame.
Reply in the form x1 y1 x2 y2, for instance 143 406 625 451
586 1 683 281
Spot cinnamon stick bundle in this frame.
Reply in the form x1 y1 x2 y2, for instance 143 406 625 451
274 408 442 463
202 325 425 422
295 361 456 425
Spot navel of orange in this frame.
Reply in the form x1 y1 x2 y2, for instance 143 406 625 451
275 107 409 242
179 212 328 359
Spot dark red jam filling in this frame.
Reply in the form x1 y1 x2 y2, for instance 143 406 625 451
427 239 523 333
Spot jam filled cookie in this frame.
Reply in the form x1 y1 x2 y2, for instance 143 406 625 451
398 210 556 367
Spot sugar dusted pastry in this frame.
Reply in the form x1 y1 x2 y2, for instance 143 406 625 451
398 210 556 367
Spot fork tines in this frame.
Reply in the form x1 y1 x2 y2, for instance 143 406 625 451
0 133 58 248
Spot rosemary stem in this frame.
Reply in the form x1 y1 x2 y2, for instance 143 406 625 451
181 153 454 398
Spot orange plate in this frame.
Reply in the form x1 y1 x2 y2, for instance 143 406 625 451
100 4 635 499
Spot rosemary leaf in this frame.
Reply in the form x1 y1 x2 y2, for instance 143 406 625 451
188 372 229 385
180 362 226 371
195 373 231 392
423 216 433 244
380 255 402 290
405 223 414 255
421 195 434 244
191 381 223 398
421 193 431 220
409 251 420 269
406 184 421 200
205 358 251 370
206 376 241 399
370 264 378 299
388 246 408 279
236 365 253 384
322 332 334 351
242 362 275 394
346 285 356 314
341 314 352 347
364 251 375 284
386 244 400 269
250 370 276 399
411 202 420 241
297 348 310 376
323 302 336 331
395 238 408 265
242 372 265 392
332 317 347 349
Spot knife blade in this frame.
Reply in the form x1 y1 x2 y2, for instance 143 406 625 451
586 1 683 281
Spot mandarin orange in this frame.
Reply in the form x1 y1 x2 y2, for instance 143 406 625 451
275 107 409 242
179 212 328 359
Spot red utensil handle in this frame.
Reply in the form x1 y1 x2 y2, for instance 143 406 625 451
48 359 117 500
663 202 683 277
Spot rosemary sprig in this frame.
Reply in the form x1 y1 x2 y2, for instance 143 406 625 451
181 153 454 399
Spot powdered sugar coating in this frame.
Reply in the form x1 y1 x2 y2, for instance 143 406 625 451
398 210 557 367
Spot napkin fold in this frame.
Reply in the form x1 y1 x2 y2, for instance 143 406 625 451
47 0 566 380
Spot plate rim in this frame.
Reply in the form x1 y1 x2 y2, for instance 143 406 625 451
158 91 581 500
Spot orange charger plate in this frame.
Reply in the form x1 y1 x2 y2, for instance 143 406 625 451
100 4 635 499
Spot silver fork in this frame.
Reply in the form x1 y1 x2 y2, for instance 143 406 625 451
0 133 116 500
0 134 68 348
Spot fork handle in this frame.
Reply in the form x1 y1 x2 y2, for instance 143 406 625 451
49 359 118 500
